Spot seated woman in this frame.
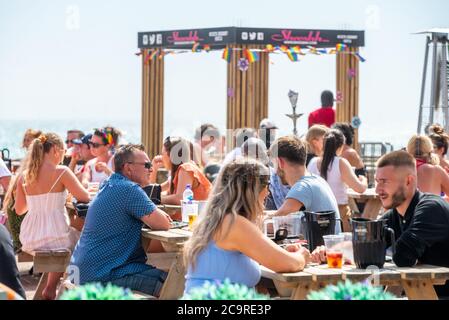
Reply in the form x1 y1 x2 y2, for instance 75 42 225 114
307 129 367 231
305 125 329 167
182 159 310 294
406 134 449 196
153 136 212 208
332 123 366 177
81 128 119 187
428 124 449 173
15 133 90 300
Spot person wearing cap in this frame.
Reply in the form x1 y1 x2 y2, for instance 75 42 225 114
259 118 278 149
69 133 94 181
308 90 336 128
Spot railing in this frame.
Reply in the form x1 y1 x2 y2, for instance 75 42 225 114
359 142 394 187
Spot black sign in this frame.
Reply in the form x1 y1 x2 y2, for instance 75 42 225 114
138 27 364 49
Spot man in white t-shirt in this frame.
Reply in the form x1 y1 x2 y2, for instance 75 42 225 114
0 158 12 192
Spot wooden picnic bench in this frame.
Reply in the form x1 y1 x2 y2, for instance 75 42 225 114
141 227 191 299
32 249 72 300
347 188 383 220
261 262 449 300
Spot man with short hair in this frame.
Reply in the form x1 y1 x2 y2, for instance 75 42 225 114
268 136 341 233
375 150 449 297
70 144 172 296
69 133 94 181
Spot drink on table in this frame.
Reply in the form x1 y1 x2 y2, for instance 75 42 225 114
323 234 345 269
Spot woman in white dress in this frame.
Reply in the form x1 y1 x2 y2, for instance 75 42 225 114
15 133 89 300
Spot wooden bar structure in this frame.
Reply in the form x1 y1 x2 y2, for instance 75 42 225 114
336 47 360 151
138 28 365 157
141 49 164 158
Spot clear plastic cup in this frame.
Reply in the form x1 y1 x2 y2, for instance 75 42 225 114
339 232 354 265
323 234 345 268
181 200 199 223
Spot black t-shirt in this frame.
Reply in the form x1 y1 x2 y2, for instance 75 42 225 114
382 191 449 296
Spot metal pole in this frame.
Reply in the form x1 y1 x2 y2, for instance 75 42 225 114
418 36 430 134
442 40 449 131
429 35 438 128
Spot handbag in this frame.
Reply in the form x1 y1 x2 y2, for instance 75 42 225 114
142 184 162 205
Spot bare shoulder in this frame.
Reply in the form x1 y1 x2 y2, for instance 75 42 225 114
216 214 256 241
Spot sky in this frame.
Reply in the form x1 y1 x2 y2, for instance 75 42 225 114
1 0 448 148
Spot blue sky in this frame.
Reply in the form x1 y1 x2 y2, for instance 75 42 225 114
1 0 448 148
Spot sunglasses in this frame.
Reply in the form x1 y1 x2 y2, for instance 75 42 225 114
90 142 106 148
128 161 152 169
65 139 76 144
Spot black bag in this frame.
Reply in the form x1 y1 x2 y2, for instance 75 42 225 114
73 201 89 218
142 184 162 205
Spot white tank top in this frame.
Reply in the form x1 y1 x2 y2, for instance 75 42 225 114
20 168 79 254
307 156 348 205
90 157 113 184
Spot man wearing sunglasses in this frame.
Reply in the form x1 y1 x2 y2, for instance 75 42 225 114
71 144 172 297
63 129 84 166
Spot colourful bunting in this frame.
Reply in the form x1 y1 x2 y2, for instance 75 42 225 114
336 43 346 52
265 44 275 52
353 52 366 62
203 44 211 52
222 47 231 63
280 45 289 53
150 49 159 60
192 42 200 52
244 49 259 63
286 49 299 62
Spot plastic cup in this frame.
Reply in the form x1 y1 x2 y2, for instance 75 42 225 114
188 213 198 230
181 200 199 223
323 234 345 268
339 232 354 265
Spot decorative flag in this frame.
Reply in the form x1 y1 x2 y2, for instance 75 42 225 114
328 49 337 55
245 49 259 63
286 49 299 62
336 43 346 52
192 42 200 52
135 51 142 56
353 52 366 62
291 46 301 54
150 49 159 60
317 49 328 54
280 45 289 53
265 44 275 52
158 50 165 60
222 47 231 63
203 44 211 52
308 46 318 55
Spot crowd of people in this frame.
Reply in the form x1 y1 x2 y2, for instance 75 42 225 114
1 90 449 299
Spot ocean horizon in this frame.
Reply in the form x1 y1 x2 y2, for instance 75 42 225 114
0 118 411 160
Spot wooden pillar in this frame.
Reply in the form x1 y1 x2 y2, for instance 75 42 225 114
336 47 360 152
226 44 269 149
141 49 164 158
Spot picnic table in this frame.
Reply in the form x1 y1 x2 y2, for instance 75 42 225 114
261 262 449 300
347 188 383 220
141 227 191 299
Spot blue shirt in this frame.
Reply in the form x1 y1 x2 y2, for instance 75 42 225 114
286 174 341 233
184 241 261 294
70 173 157 284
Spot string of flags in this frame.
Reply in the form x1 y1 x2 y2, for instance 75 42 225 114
137 42 366 67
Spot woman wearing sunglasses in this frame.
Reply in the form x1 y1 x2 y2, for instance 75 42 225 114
81 128 117 187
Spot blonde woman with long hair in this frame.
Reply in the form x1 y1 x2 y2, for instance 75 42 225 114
15 133 89 300
183 158 310 294
406 134 449 196
305 124 329 167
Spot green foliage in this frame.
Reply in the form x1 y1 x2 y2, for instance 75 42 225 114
307 280 396 300
59 283 137 300
182 279 270 300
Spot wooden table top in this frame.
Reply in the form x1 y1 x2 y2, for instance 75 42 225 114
261 262 449 283
347 188 379 200
141 227 191 243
